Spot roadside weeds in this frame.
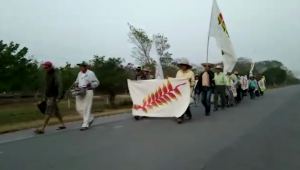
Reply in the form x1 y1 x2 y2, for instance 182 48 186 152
0 108 132 134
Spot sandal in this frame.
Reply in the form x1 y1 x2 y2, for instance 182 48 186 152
56 126 66 130
34 129 44 134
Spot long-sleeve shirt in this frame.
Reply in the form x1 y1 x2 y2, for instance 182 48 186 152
75 69 99 89
214 72 226 85
176 69 195 94
248 80 258 88
45 69 63 99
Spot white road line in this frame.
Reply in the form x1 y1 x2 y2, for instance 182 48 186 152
0 151 4 154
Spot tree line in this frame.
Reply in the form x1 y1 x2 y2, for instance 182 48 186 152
0 24 299 98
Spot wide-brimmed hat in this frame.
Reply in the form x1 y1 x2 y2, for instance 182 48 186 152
77 61 88 66
143 67 152 72
249 74 255 78
233 71 239 74
201 63 215 67
177 60 192 69
215 65 223 70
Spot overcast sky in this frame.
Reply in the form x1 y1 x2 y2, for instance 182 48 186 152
0 0 299 70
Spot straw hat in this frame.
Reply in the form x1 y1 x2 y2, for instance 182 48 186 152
249 73 254 77
177 60 192 69
201 63 215 67
233 71 239 74
215 65 223 70
143 67 152 72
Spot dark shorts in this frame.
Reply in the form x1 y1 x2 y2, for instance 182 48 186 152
45 98 59 115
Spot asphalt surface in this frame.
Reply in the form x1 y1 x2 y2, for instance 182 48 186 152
0 85 300 170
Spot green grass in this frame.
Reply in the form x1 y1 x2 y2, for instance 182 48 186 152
0 96 132 127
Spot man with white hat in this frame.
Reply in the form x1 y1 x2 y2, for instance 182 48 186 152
213 65 226 111
74 61 99 131
175 60 195 123
195 63 215 116
143 67 153 80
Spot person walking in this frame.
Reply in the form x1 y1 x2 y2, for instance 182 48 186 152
233 71 242 103
196 63 215 116
175 60 195 123
225 72 236 107
134 66 149 120
35 61 66 134
248 74 258 99
75 61 99 131
213 65 226 111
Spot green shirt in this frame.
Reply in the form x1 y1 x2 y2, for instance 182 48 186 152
214 73 226 85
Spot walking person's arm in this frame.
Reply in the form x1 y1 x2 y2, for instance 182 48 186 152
55 73 64 100
89 72 100 89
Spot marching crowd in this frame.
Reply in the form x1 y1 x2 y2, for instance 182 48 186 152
134 60 266 124
36 59 266 134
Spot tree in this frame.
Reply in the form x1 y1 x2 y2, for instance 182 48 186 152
154 34 173 66
263 67 287 86
128 23 152 65
0 41 40 92
127 24 173 66
89 55 129 106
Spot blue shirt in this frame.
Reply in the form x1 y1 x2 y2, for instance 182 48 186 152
248 80 258 88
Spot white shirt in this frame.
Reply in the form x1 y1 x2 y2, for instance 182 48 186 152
75 70 99 88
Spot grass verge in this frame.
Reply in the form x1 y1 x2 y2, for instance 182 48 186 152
0 108 132 134
0 96 132 134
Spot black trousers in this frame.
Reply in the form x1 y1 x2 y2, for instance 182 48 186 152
235 86 242 102
179 106 192 119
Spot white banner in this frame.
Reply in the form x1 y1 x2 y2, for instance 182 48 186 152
231 80 237 97
240 75 248 90
209 0 237 72
127 78 190 118
258 80 266 91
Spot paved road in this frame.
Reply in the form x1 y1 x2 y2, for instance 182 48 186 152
0 86 300 170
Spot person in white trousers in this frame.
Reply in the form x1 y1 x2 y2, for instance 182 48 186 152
75 61 99 131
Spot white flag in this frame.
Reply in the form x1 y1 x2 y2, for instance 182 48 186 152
149 36 164 79
209 0 237 72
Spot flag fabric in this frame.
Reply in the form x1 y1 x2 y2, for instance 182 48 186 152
149 36 164 79
127 78 190 118
209 0 237 72
249 62 255 74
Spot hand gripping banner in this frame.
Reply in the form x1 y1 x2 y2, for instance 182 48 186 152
127 78 190 118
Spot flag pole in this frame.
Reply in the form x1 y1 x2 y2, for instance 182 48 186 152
206 0 214 66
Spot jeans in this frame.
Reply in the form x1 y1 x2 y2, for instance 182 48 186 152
201 87 212 112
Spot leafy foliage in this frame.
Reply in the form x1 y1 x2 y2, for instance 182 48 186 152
0 35 299 104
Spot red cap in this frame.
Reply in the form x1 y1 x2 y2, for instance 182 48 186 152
42 61 52 68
